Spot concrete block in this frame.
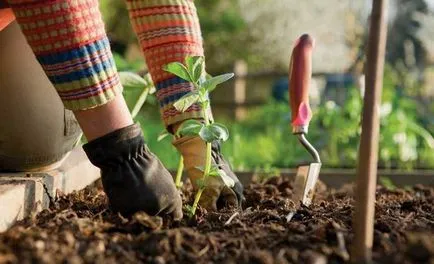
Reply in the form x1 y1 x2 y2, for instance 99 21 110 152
0 177 46 218
0 147 100 232
0 184 26 231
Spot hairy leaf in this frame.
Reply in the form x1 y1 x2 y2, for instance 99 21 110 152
208 165 221 177
186 56 204 83
199 123 229 142
177 120 204 137
202 73 234 92
163 62 192 82
173 92 200 112
119 72 147 89
143 73 156 94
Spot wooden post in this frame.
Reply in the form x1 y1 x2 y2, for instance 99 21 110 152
233 60 247 120
352 0 389 263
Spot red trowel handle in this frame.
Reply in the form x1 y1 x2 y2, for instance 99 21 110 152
289 34 315 134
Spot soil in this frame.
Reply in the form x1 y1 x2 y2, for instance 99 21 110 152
0 177 433 264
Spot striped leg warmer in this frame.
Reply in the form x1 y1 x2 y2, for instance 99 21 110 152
126 0 211 128
8 0 121 110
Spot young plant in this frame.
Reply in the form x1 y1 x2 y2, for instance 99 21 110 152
120 71 187 190
163 56 235 217
118 71 156 120
78 71 155 145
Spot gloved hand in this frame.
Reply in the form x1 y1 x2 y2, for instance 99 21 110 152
173 135 244 211
83 124 182 219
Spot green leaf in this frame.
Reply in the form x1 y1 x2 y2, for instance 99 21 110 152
198 123 229 143
199 123 229 142
184 205 194 217
118 72 147 89
131 89 149 119
186 56 204 83
177 120 204 137
202 73 234 92
206 165 234 187
143 73 156 94
173 92 200 112
157 129 170 141
208 165 221 177
218 169 235 188
198 126 214 143
163 62 192 82
198 72 211 85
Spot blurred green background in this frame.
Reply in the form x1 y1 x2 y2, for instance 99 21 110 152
101 0 434 171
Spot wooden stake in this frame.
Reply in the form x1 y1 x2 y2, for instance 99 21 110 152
233 60 247 120
352 0 388 263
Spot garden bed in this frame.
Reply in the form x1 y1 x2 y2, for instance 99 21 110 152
0 177 433 264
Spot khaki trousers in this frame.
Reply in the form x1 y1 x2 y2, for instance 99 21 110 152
0 22 82 171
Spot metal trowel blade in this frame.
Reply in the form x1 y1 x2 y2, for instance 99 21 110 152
293 162 321 207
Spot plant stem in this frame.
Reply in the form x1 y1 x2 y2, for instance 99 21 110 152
131 87 150 119
175 156 184 189
204 142 212 176
189 104 213 217
202 104 212 178
191 188 204 216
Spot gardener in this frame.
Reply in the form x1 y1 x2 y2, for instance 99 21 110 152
0 0 243 219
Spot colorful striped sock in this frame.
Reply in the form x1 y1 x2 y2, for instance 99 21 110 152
126 0 211 128
8 0 121 110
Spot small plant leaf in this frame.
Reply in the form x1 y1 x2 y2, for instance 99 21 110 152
202 73 234 92
177 119 204 137
143 73 156 94
207 165 234 187
163 62 192 82
218 169 235 188
199 123 229 142
173 92 200 112
184 204 194 218
198 123 229 142
119 72 147 89
208 165 221 177
157 129 170 141
198 126 214 143
186 56 204 83
211 123 229 141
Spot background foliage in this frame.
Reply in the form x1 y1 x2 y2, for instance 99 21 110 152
104 0 433 170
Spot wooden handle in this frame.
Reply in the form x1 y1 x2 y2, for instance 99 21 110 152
289 34 314 133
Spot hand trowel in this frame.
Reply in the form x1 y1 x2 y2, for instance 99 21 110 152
288 34 321 207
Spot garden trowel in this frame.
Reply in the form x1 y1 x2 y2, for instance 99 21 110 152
289 34 321 207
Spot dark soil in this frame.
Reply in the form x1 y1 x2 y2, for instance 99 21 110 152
0 177 433 264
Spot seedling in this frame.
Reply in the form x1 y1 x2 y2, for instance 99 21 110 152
75 71 155 144
120 71 187 189
118 72 156 119
163 56 235 217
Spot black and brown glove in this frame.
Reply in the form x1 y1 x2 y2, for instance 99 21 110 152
83 124 182 219
173 134 244 211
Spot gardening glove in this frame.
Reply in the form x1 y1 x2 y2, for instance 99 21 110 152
173 135 244 211
83 124 183 219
